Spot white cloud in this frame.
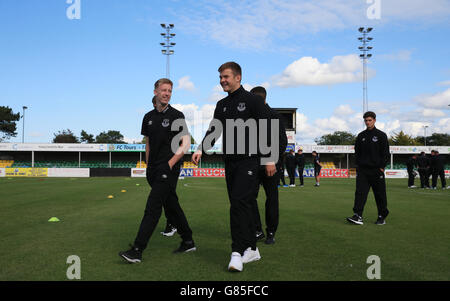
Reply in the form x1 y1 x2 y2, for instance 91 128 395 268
273 55 373 87
174 0 450 51
334 104 354 116
437 80 450 86
207 85 226 103
415 88 450 109
176 76 196 92
379 50 412 62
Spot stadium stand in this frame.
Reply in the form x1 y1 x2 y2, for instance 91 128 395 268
0 160 14 168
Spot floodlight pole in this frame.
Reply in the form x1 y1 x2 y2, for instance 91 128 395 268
358 27 373 114
423 125 428 146
160 24 175 79
22 106 28 143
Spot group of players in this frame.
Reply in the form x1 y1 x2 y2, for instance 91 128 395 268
119 62 393 272
406 151 447 189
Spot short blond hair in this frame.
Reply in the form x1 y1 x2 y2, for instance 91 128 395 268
154 78 173 90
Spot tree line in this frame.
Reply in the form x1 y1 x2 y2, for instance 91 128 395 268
1 106 449 145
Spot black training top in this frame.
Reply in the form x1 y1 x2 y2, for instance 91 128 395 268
416 155 429 169
313 155 321 169
355 126 390 169
141 104 189 168
285 153 297 168
267 104 288 165
200 85 271 161
434 155 445 171
406 157 416 171
296 153 305 168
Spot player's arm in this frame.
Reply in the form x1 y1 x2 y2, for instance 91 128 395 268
192 105 222 165
379 133 389 172
169 134 190 169
145 136 150 165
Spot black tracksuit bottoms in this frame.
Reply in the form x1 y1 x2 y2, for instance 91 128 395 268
407 169 415 187
353 167 389 218
278 166 286 186
225 157 259 255
297 166 304 185
252 166 279 235
418 168 429 188
287 166 296 185
432 170 447 188
134 163 193 250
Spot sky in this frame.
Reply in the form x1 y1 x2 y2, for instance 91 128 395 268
1 0 450 145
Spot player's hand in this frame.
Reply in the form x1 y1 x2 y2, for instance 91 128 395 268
192 151 202 165
379 168 384 173
265 163 276 177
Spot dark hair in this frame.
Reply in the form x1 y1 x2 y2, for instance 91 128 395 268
312 151 317 155
363 111 376 119
435 150 439 154
152 96 156 104
420 152 425 155
250 86 267 101
218 61 242 77
154 78 173 90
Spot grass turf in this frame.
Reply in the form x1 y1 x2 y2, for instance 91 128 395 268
0 176 449 281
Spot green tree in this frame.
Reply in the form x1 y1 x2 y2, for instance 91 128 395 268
315 131 356 145
389 131 418 146
415 133 450 146
53 129 79 143
95 130 125 144
80 130 95 143
0 106 21 142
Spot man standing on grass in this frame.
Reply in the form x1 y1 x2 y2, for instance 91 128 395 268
285 149 297 187
296 148 305 187
417 151 430 189
192 62 274 272
249 86 287 245
347 111 390 226
431 150 447 189
312 151 322 187
119 78 196 263
406 154 418 188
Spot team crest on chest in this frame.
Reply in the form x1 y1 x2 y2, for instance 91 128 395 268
148 120 152 125
372 136 378 142
162 119 170 127
237 102 246 112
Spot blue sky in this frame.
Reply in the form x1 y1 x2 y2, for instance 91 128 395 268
1 0 450 144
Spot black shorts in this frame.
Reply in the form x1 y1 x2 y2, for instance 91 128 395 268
314 167 321 177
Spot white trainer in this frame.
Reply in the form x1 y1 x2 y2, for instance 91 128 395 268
242 247 261 264
228 252 243 272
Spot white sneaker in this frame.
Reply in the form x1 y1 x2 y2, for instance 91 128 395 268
289 184 295 187
242 247 261 264
228 252 243 272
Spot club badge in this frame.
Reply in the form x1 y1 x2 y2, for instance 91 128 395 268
372 136 378 142
162 119 170 127
237 102 246 112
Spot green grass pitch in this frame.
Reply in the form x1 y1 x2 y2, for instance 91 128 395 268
0 176 449 281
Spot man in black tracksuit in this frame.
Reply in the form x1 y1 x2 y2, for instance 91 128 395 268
119 78 195 263
285 149 297 186
249 86 287 245
417 152 430 188
278 153 287 186
432 150 447 189
347 111 390 225
192 62 273 272
406 154 417 188
296 149 305 186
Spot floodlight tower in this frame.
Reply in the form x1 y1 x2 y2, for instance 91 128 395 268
358 27 373 113
160 23 175 79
